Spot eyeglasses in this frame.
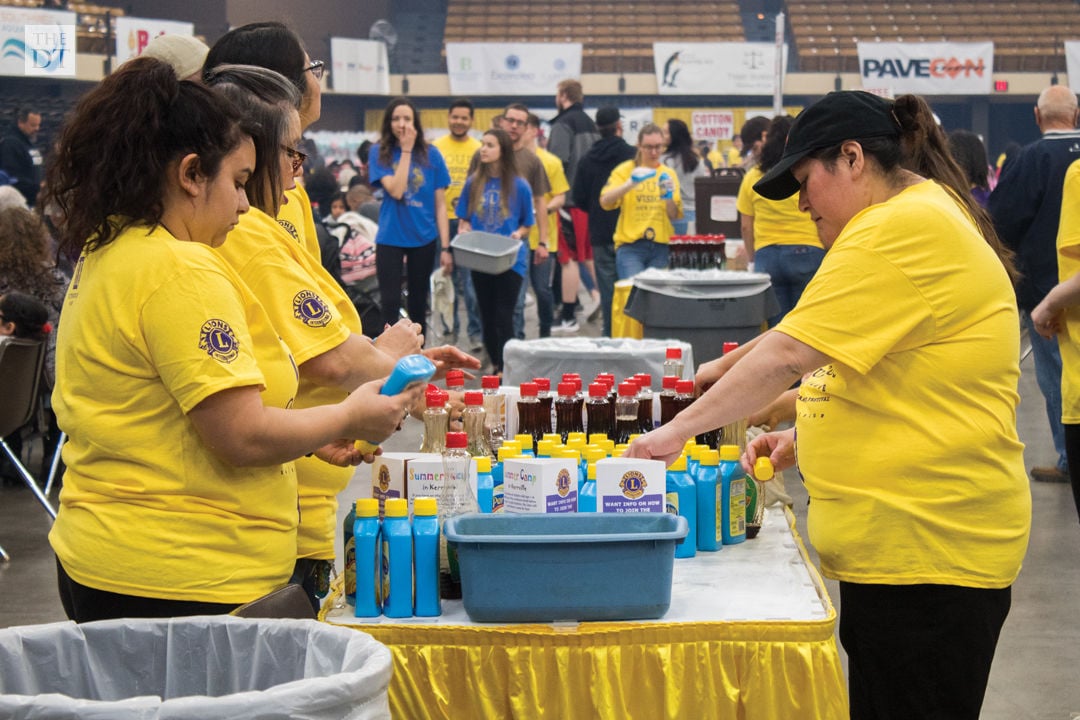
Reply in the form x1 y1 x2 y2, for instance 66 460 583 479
640 144 664 152
503 117 527 127
282 145 308 173
305 60 326 80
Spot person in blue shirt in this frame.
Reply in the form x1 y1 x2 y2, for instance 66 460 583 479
368 97 451 339
454 128 534 374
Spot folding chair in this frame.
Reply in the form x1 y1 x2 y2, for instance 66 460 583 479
0 337 58 561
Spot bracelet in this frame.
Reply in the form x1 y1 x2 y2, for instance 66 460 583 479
537 242 547 248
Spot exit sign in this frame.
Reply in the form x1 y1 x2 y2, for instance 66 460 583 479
994 80 1009 92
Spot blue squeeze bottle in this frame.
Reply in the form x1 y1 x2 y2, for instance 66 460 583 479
666 455 697 558
718 444 746 545
356 355 438 454
342 500 357 605
579 462 597 512
353 498 381 617
696 448 721 552
475 456 494 513
381 498 413 618
412 497 441 617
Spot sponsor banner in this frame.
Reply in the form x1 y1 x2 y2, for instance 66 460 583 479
653 43 786 95
1066 42 1080 94
858 42 993 95
1 7 77 78
114 17 194 65
331 37 390 95
691 111 735 141
446 43 582 96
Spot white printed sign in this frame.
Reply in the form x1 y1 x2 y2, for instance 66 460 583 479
0 7 76 78
653 43 786 95
331 37 390 95
446 43 582 96
857 42 993 95
114 17 194 65
692 111 735 141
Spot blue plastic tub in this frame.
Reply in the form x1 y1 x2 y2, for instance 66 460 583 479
443 512 689 623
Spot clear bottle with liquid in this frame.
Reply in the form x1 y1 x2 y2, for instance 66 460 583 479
534 377 554 435
516 382 545 453
419 389 449 454
634 373 654 434
439 431 477 599
481 375 505 457
658 375 679 426
555 381 584 442
663 347 684 379
718 342 747 450
672 380 696 418
614 382 640 444
745 456 774 539
462 390 490 458
585 382 614 439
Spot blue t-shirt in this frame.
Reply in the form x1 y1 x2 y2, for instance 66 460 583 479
457 175 535 277
368 143 451 248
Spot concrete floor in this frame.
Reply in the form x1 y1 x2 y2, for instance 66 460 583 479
2 295 1079 718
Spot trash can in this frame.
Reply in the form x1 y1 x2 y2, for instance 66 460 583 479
623 268 778 364
0 615 392 719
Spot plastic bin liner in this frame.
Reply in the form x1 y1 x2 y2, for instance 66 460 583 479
0 615 391 720
630 268 773 299
501 337 695 387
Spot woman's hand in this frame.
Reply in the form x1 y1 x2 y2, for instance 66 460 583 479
341 377 425 444
1031 300 1062 339
741 428 796 475
314 439 376 467
624 424 687 468
398 124 417 153
423 345 482 381
373 318 423 359
440 249 454 273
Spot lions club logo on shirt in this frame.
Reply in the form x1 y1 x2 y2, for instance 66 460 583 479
293 290 332 328
199 319 240 363
277 219 300 240
619 471 647 500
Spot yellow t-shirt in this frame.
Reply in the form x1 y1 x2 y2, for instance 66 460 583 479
727 148 742 167
529 147 569 252
50 223 299 604
707 149 724 169
735 166 822 250
778 180 1030 588
279 183 322 262
600 160 683 250
217 208 363 560
433 133 482 221
1057 160 1080 424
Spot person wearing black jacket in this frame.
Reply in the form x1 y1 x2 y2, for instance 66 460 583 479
571 107 635 336
0 109 41 207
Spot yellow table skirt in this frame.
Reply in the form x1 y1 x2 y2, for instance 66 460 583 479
321 509 848 719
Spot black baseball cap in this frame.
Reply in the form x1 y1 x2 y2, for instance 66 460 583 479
753 91 901 201
595 106 621 126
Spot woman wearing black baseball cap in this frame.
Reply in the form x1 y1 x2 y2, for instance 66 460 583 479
628 91 1029 719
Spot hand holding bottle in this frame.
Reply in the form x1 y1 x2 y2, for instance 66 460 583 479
631 166 657 184
658 172 675 200
741 427 796 475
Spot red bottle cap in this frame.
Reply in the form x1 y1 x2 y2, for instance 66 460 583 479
445 369 465 388
426 389 447 408
596 373 615 384
588 382 608 397
464 390 483 406
722 342 740 354
558 381 576 397
662 376 678 390
519 382 538 397
618 382 638 396
675 380 695 394
635 373 652 389
533 377 551 392
481 375 500 389
561 372 581 382
666 347 682 359
445 431 467 449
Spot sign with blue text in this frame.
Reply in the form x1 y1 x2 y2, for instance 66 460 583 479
446 43 582 96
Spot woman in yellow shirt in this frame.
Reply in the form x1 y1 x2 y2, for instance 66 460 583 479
600 123 682 279
42 58 419 622
628 92 1029 719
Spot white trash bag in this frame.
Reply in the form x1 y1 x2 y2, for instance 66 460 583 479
0 615 392 720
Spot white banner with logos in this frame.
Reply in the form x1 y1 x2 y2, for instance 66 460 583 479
1066 41 1080 94
114 17 194 65
331 37 390 95
858 42 993 95
446 43 582 96
652 43 786 95
0 7 77 77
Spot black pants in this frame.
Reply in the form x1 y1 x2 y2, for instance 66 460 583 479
1063 423 1080 522
56 557 237 622
471 268 523 373
839 581 1011 720
375 240 437 339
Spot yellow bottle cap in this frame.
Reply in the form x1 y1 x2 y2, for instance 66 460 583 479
514 434 534 448
719 444 741 462
614 443 629 456
683 439 696 452
385 498 408 517
628 433 642 443
497 446 519 462
668 454 688 472
566 437 586 451
413 497 438 516
689 444 705 460
536 439 555 456
700 449 720 466
567 432 587 444
555 448 580 462
584 447 606 463
601 439 616 455
543 433 562 443
589 433 609 444
475 456 492 473
356 498 379 517
754 456 775 481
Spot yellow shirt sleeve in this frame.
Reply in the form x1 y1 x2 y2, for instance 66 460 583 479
280 184 322 261
1057 160 1080 423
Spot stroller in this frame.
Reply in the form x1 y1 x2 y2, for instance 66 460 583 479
323 211 383 338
